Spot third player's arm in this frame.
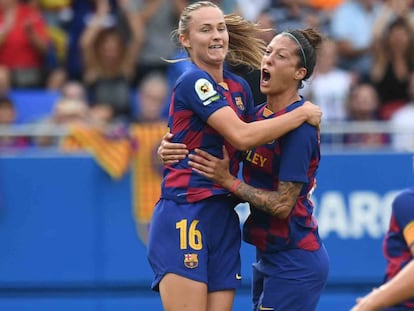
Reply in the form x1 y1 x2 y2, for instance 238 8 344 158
350 227 414 311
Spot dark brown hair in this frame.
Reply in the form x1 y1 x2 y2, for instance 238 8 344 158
282 28 324 81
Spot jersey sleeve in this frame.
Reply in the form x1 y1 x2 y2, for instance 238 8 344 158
174 70 230 122
278 123 318 183
393 188 414 248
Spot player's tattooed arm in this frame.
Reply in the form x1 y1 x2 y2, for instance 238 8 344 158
188 146 303 218
233 180 302 218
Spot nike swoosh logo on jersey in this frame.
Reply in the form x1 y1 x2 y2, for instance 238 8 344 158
259 305 274 311
235 273 242 280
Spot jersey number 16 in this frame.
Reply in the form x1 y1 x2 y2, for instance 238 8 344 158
176 219 203 250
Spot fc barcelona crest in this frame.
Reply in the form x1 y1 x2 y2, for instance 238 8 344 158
184 253 199 269
235 96 245 111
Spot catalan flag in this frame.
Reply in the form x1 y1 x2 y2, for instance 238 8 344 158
61 125 134 180
130 122 167 245
61 122 168 245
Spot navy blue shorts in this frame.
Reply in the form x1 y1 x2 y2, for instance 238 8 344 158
251 245 329 311
147 195 242 292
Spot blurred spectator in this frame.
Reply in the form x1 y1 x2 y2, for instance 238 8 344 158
370 17 414 120
390 72 414 151
35 95 122 149
176 0 239 14
64 0 95 80
343 83 390 148
329 0 382 80
301 38 355 122
54 95 133 178
255 10 277 43
51 97 89 126
64 0 126 81
267 0 329 33
347 83 381 121
372 0 414 40
126 0 180 85
34 81 89 147
45 66 68 91
80 0 142 121
133 71 168 123
0 0 50 88
37 0 73 30
55 80 118 129
305 0 343 33
89 102 115 127
0 96 31 149
59 80 87 101
307 0 343 11
0 66 11 96
36 0 73 90
235 0 270 21
54 80 117 128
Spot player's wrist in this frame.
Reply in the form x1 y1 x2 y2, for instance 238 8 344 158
229 178 242 193
292 105 308 124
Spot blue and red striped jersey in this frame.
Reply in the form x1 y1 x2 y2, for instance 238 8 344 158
383 187 414 308
242 98 322 252
161 64 254 203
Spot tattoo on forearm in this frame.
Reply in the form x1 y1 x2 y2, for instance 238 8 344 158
234 181 303 218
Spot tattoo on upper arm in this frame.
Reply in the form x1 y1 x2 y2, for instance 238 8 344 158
235 181 303 218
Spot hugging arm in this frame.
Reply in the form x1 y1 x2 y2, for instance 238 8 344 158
157 101 322 162
189 146 302 218
206 101 321 151
157 132 188 164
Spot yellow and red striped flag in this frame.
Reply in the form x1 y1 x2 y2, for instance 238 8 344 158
61 125 134 180
130 122 167 245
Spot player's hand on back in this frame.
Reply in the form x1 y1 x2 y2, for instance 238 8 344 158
302 101 322 127
157 132 188 164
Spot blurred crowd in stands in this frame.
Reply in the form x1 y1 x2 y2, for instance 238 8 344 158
0 0 414 152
